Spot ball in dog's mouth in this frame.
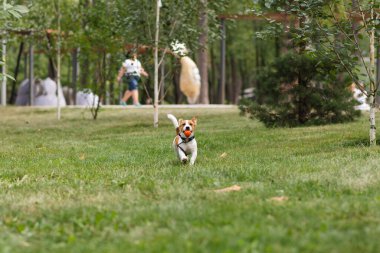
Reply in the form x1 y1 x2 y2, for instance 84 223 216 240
184 130 192 137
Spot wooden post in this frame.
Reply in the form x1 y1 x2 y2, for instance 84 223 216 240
218 18 226 104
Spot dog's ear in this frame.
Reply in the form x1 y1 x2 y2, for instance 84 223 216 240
178 119 184 125
191 117 197 125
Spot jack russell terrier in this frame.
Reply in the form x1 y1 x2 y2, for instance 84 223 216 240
167 114 198 165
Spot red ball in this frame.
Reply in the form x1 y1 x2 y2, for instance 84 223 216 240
184 130 191 137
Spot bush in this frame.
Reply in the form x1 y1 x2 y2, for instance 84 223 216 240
239 53 360 127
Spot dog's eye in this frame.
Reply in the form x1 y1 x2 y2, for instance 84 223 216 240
182 123 186 126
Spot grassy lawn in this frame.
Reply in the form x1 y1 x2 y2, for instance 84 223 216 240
1 106 380 253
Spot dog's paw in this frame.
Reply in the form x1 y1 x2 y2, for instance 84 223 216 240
181 157 188 164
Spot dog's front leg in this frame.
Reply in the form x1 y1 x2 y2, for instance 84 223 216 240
189 148 197 165
177 147 188 164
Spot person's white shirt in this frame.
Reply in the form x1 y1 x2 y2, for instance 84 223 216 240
122 59 142 76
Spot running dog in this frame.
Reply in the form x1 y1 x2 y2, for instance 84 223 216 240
167 114 198 165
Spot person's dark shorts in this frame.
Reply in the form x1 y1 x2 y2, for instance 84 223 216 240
126 75 140 91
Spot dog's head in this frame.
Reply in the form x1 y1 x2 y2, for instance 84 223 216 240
178 117 197 137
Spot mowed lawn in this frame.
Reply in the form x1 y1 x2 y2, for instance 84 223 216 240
1 106 380 253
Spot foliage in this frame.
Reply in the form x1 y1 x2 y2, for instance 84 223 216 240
239 53 361 127
0 1 28 80
251 0 379 93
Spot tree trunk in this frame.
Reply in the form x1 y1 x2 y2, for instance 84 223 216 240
297 8 308 124
173 62 182 104
369 5 376 146
160 61 165 103
376 35 380 105
218 18 226 104
230 56 242 104
56 0 61 120
29 43 34 106
153 0 160 127
9 42 24 104
197 0 209 104
209 43 217 104
369 94 376 146
72 48 79 105
1 35 6 106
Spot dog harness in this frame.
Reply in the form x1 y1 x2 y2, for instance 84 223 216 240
177 134 195 155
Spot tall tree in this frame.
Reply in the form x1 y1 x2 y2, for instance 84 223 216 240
198 0 209 104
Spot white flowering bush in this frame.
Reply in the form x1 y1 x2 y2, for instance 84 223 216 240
170 40 188 57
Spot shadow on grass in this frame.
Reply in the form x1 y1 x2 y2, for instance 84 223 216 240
341 138 371 147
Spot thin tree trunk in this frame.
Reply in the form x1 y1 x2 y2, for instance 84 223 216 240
56 0 61 120
218 18 226 104
160 61 165 103
173 61 182 104
253 22 262 104
230 56 242 104
369 3 376 146
227 53 233 103
72 48 78 105
29 42 34 106
46 34 57 79
153 0 160 127
297 7 308 124
9 42 24 104
209 43 217 104
198 0 209 104
377 37 380 94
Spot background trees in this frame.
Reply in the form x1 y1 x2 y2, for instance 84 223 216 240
239 1 379 142
2 1 379 137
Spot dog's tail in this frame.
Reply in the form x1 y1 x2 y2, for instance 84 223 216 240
167 114 179 128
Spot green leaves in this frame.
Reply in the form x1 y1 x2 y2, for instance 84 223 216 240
0 3 29 20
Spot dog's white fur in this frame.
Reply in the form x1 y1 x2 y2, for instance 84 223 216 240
167 114 198 165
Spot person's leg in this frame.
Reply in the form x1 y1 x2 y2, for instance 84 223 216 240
121 77 135 104
132 90 140 105
122 90 132 103
130 76 140 106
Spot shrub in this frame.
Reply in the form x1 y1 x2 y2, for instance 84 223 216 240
239 53 360 127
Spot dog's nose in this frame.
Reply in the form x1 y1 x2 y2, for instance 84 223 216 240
185 126 190 130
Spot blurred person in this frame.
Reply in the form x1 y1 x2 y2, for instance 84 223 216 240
117 51 148 106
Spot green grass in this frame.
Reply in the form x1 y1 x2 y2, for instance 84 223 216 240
1 106 380 253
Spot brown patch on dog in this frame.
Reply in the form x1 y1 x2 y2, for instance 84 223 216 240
191 117 197 125
175 135 180 145
178 119 185 132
